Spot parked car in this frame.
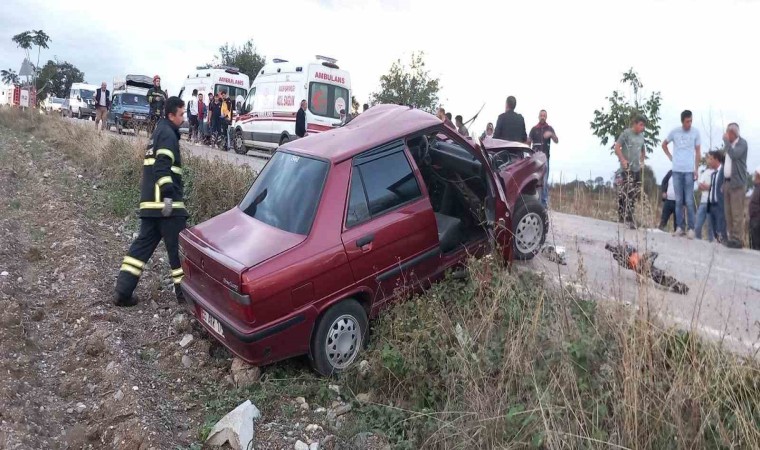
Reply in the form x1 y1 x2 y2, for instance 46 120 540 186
108 91 150 134
178 105 547 376
41 96 64 114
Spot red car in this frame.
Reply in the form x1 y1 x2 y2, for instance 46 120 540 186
178 105 547 375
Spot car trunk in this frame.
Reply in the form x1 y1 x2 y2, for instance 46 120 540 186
179 207 306 321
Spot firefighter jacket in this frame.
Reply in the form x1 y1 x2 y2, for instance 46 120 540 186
139 118 187 218
147 86 167 117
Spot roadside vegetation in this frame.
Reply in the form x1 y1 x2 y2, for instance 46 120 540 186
2 109 758 449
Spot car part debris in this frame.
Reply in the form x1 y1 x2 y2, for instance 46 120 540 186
542 244 567 265
605 242 689 295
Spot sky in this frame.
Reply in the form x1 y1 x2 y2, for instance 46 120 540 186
2 0 759 183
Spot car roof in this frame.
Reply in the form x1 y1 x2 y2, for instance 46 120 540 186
481 137 531 151
282 104 443 162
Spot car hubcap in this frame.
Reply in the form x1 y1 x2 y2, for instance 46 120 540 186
235 133 243 150
515 212 543 254
325 315 361 370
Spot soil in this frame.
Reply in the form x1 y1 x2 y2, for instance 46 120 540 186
0 126 387 450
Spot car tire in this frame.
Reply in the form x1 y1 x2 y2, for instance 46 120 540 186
279 135 290 147
310 299 368 377
233 129 247 155
511 195 548 260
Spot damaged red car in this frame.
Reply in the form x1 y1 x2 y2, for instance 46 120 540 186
178 105 547 375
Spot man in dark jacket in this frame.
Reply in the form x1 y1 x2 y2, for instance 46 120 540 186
94 82 110 133
147 75 168 126
296 99 307 138
750 167 760 250
114 97 187 307
493 96 527 143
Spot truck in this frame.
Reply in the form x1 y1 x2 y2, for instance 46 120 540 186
107 75 153 134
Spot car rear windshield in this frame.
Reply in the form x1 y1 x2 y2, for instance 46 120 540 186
121 94 148 106
239 152 328 235
309 82 349 120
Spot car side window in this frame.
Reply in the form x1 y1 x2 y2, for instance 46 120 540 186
346 168 370 227
356 150 421 217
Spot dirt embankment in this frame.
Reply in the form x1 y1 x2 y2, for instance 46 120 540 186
0 127 228 449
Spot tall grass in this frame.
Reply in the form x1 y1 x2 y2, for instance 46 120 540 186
0 109 255 223
348 258 760 449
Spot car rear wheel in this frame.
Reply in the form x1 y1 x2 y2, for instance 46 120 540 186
310 299 367 377
279 135 290 147
233 129 247 154
512 195 548 260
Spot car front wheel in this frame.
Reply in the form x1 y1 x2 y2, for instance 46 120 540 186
512 195 548 260
310 299 367 377
233 129 247 154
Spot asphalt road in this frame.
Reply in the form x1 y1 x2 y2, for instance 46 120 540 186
528 212 760 356
67 116 760 355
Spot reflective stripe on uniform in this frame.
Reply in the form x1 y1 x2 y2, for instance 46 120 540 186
154 183 161 203
172 275 184 284
156 149 175 163
144 158 155 165
171 166 183 175
157 176 173 187
140 201 185 209
123 256 145 269
171 268 184 277
120 264 142 277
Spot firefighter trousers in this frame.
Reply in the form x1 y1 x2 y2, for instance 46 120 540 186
115 216 187 300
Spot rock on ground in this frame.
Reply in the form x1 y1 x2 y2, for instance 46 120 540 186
231 357 261 387
205 400 261 450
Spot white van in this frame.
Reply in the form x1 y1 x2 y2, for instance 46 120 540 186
177 65 250 132
232 55 351 152
63 82 99 119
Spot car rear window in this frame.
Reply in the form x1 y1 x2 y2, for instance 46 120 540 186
239 152 328 235
121 94 148 106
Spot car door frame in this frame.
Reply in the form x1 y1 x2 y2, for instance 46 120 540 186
340 139 441 312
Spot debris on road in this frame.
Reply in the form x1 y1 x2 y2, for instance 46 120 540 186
205 400 261 450
605 243 689 294
179 334 194 348
541 244 567 265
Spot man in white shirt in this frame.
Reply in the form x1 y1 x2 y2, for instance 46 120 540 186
187 89 198 142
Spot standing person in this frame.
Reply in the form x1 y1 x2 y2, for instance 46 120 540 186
722 123 749 247
209 94 222 148
705 150 727 243
493 96 527 143
196 92 206 144
661 110 701 239
362 103 369 113
94 82 110 133
113 97 188 307
147 75 167 132
296 99 307 138
749 167 760 250
219 90 233 150
614 115 647 229
480 122 494 140
694 164 715 240
206 93 214 143
187 89 198 142
528 110 559 208
445 112 453 125
659 170 677 231
455 115 469 137
437 108 455 129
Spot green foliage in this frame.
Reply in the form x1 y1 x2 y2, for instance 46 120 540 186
215 39 266 82
1 68 20 85
12 30 51 86
591 68 663 154
35 59 85 100
370 52 441 113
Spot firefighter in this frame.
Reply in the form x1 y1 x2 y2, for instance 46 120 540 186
114 97 187 307
146 75 167 133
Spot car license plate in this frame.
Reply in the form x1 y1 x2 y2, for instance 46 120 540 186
135 115 145 120
201 309 224 337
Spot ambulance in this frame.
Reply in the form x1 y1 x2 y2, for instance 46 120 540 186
177 65 250 132
232 55 351 153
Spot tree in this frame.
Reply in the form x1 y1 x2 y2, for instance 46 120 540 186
594 176 605 188
214 39 265 82
34 59 84 99
31 30 51 79
12 30 50 85
370 51 441 113
1 68 20 85
590 68 662 154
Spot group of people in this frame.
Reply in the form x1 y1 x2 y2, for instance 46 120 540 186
184 87 233 149
616 110 759 250
439 96 559 208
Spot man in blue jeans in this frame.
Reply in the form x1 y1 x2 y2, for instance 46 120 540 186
662 110 701 239
528 110 559 208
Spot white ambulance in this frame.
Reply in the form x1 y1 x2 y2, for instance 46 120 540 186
177 65 250 132
232 55 351 153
